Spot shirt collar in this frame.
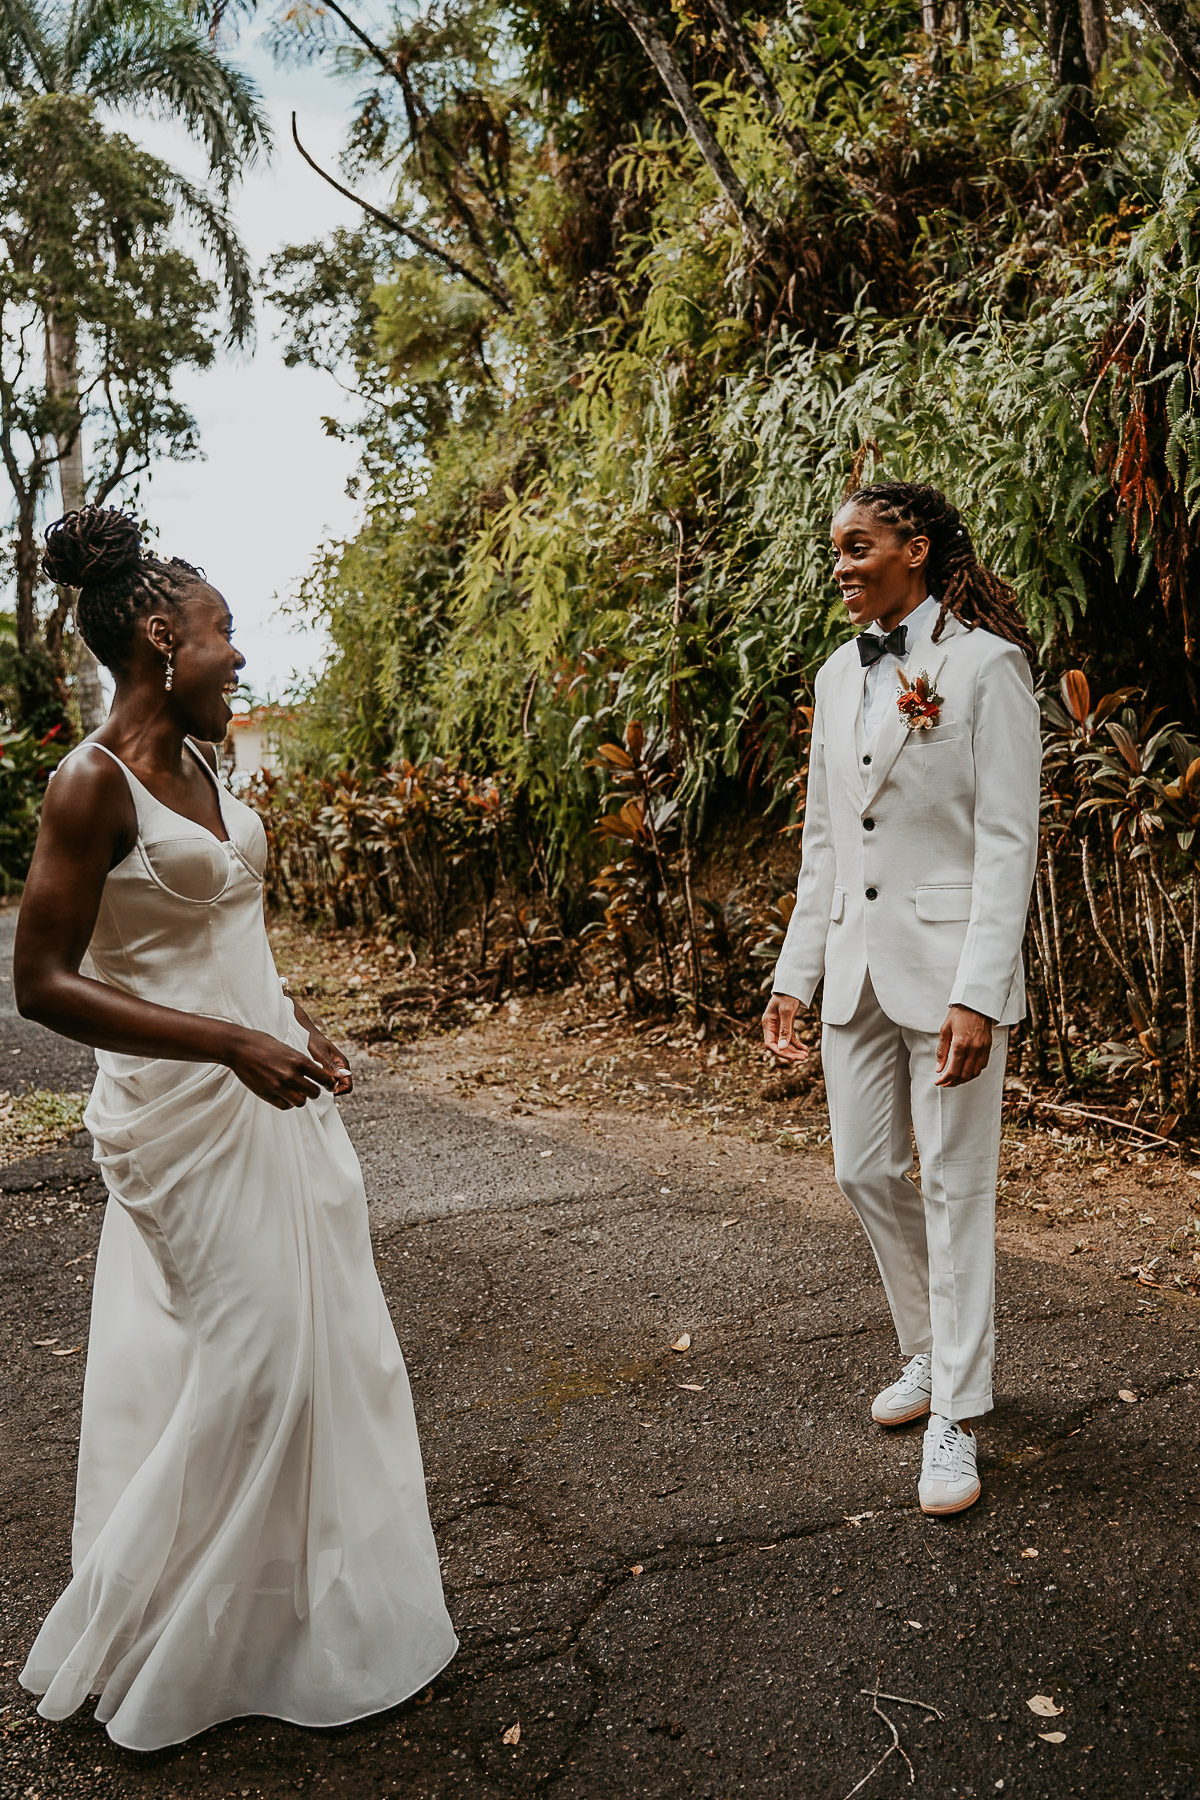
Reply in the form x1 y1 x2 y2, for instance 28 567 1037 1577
866 593 940 646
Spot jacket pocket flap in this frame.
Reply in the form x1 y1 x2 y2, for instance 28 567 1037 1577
915 884 972 922
830 886 845 922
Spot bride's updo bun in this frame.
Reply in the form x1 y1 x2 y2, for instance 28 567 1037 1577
42 505 203 673
43 506 143 591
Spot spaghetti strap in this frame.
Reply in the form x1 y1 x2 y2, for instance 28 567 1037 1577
54 740 128 776
54 740 156 838
55 739 230 844
183 738 223 794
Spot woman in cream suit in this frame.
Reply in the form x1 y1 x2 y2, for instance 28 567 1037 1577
763 482 1041 1516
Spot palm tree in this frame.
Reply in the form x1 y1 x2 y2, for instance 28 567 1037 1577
0 0 270 725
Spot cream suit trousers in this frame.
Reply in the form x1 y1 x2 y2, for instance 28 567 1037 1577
822 975 1008 1421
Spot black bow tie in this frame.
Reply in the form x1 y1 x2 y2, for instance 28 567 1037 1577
857 625 908 667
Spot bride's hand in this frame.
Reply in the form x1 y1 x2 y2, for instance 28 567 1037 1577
225 1026 336 1109
305 1025 353 1096
287 998 353 1096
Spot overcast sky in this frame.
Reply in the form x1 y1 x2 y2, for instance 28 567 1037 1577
123 28 378 698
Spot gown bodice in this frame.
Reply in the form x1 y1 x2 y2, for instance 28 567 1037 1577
75 741 293 1057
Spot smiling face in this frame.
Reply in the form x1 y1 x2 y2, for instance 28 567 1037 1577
145 582 245 741
830 501 930 633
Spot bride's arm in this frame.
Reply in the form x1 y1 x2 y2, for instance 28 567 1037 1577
15 749 335 1110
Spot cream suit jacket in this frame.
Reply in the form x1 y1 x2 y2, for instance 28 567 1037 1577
771 610 1042 1032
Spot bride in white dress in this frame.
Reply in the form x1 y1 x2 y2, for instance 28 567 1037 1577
13 507 457 1751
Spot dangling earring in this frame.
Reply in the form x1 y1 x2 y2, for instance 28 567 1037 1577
164 651 174 693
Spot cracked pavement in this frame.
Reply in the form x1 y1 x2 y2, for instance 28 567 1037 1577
1 907 1198 1799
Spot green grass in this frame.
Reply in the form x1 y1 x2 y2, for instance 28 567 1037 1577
0 1087 89 1164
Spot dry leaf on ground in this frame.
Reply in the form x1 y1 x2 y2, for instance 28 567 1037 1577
1038 1732 1067 1744
671 1333 691 1352
630 1564 643 1575
1118 1389 1138 1403
502 1721 521 1746
678 1382 704 1392
1027 1695 1063 1718
50 1346 80 1357
32 1338 57 1347
720 1215 741 1229
1021 1548 1039 1559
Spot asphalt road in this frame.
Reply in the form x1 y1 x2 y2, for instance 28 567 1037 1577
1 906 1198 1800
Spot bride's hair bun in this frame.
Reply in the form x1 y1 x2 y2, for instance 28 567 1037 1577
42 506 143 590
41 506 203 673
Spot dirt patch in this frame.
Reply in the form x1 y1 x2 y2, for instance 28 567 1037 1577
270 917 1200 1309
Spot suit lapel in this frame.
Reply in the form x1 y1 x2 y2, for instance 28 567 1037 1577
826 649 868 787
860 611 958 810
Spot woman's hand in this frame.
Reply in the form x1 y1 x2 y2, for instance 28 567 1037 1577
305 1023 353 1096
934 1005 994 1088
289 999 353 1096
762 993 809 1064
225 1026 336 1109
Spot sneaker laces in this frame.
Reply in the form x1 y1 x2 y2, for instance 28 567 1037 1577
926 1420 966 1477
897 1354 931 1393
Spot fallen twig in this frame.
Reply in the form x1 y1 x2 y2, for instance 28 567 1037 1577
859 1688 945 1719
1010 1091 1179 1147
841 1680 917 1798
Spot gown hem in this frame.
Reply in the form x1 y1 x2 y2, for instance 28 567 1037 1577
24 1635 460 1754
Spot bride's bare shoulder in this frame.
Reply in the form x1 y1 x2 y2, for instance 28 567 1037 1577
41 740 136 844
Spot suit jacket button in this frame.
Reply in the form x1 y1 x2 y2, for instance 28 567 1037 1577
862 753 872 765
863 817 875 830
865 887 878 901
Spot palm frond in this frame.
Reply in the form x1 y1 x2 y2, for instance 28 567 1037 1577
84 19 270 186
0 0 58 90
162 167 255 345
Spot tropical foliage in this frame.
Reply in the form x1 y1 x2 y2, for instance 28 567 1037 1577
245 1 1200 1119
0 0 269 728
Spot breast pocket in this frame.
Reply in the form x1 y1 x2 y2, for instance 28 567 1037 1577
913 723 961 748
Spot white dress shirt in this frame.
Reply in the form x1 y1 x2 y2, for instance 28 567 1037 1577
860 594 942 740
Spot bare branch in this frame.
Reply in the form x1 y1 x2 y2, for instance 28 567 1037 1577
314 0 541 275
1139 0 1200 94
93 451 151 507
289 113 512 313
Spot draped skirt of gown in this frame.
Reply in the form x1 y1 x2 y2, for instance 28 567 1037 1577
20 744 457 1751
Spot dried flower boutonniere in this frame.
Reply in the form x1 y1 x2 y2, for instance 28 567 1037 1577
896 668 944 731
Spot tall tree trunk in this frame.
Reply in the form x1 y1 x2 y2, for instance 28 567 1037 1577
46 315 107 731
1043 0 1095 143
608 0 767 252
1138 0 1200 94
13 487 41 655
1080 0 1108 79
921 1 968 49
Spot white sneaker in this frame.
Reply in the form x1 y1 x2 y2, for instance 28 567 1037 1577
919 1414 981 1515
871 1352 933 1426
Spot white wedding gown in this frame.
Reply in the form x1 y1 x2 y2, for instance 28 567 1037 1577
20 742 457 1751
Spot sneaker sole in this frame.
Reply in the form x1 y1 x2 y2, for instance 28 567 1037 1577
920 1482 981 1517
871 1397 932 1426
